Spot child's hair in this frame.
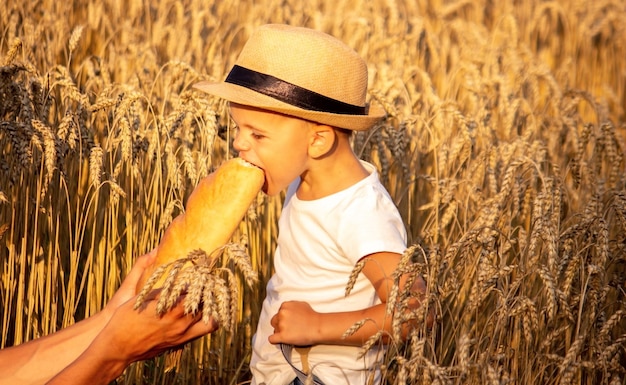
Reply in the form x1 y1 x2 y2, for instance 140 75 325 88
335 127 354 137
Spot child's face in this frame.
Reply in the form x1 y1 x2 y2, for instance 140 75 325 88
229 103 313 196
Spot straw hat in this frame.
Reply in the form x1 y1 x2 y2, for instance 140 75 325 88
193 24 386 131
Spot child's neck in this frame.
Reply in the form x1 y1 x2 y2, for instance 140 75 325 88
296 150 368 201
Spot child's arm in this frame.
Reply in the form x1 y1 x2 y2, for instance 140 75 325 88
268 251 431 347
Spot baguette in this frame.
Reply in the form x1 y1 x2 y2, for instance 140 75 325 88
136 157 265 292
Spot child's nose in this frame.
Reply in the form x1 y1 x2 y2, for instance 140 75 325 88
232 132 249 152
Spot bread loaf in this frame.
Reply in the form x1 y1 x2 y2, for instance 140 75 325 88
136 157 265 291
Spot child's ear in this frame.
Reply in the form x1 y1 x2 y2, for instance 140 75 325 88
308 124 337 159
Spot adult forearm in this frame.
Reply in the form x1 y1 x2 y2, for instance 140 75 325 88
0 311 110 385
45 337 128 385
45 294 219 385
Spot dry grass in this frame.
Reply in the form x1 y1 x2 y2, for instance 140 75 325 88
1 0 625 384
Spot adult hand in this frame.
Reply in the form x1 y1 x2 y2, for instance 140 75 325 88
47 291 218 385
101 290 218 364
102 249 157 319
101 248 219 363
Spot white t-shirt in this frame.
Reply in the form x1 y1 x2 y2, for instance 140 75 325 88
251 161 407 385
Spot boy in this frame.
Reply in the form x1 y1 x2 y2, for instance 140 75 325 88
195 24 424 385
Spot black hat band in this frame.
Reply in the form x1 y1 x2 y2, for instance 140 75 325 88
225 65 366 115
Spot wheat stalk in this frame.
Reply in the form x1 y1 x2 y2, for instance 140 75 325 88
134 243 258 332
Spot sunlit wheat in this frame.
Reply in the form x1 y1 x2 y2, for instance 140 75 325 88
1 0 624 384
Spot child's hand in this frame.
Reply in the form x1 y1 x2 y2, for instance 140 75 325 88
268 301 320 346
408 274 436 329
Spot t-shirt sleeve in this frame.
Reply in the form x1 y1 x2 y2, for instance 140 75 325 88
337 184 408 264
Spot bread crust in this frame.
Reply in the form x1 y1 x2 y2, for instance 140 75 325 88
136 157 265 291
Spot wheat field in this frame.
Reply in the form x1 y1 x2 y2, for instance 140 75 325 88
1 0 625 384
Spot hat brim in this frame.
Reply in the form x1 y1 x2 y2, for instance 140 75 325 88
193 81 386 131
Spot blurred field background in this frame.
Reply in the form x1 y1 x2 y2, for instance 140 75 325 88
1 0 625 384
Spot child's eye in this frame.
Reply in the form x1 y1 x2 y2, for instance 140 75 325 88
251 132 265 140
